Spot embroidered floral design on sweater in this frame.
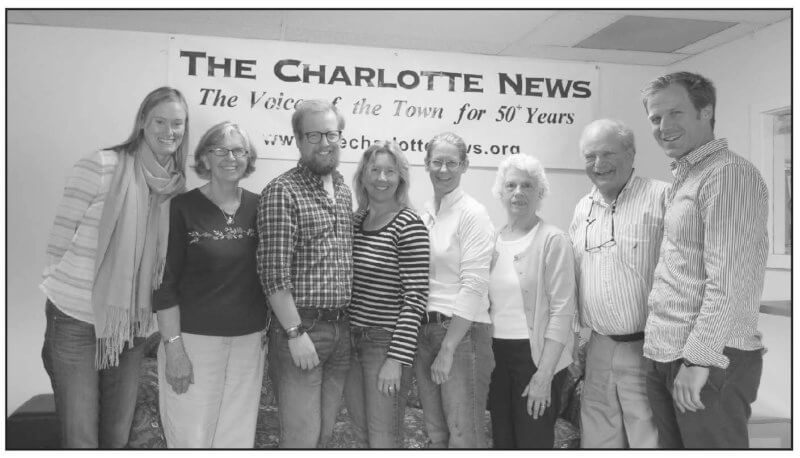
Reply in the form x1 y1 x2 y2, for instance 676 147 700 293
188 226 257 245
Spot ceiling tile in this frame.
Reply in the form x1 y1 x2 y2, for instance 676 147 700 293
282 26 504 55
502 45 687 66
614 9 790 24
674 22 759 54
577 16 736 53
509 10 622 47
284 9 554 44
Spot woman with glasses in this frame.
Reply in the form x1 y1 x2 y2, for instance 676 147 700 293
487 154 576 448
415 132 495 448
343 141 430 448
41 87 188 448
153 121 268 447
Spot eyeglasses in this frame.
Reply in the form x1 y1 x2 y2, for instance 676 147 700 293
426 159 463 170
584 200 616 252
303 130 342 144
209 147 248 158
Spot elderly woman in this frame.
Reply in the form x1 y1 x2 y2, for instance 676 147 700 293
487 154 577 449
41 87 189 448
153 121 268 448
415 132 495 448
344 141 430 448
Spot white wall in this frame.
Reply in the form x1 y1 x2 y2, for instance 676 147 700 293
664 18 791 419
6 21 788 420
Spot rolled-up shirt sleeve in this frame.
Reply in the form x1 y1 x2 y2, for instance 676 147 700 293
683 164 769 368
257 181 297 298
452 208 495 321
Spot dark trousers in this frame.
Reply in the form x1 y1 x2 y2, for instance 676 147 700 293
645 347 763 448
488 338 567 449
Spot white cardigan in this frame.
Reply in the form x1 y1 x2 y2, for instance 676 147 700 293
490 221 577 374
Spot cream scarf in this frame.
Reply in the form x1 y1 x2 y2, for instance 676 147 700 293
92 144 185 368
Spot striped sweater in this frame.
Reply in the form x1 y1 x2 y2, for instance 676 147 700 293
41 150 119 324
348 207 430 366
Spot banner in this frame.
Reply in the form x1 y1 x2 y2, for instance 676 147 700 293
168 34 598 169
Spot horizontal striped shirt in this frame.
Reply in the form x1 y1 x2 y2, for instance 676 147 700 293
568 174 669 335
257 162 354 309
349 208 430 366
644 139 769 369
40 150 119 324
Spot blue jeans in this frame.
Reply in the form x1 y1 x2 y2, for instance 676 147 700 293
645 347 763 448
414 320 494 448
41 300 145 448
344 326 412 448
268 315 351 448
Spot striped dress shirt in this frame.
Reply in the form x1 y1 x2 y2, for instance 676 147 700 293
257 162 354 309
349 208 430 366
40 150 119 324
569 175 669 335
644 139 769 369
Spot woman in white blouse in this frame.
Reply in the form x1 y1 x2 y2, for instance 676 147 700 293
487 154 577 449
415 132 495 448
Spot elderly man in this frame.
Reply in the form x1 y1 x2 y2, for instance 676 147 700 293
642 72 769 448
569 119 668 448
257 99 354 448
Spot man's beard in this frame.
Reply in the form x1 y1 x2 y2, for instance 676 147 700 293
302 149 340 175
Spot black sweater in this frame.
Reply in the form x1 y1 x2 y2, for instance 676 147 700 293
153 188 267 336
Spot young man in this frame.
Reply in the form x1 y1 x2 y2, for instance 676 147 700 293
257 99 354 448
642 72 769 448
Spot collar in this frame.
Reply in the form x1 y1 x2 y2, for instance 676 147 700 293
588 170 638 207
426 186 465 215
669 138 727 170
296 160 343 188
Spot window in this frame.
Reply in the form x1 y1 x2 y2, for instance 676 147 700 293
756 104 792 268
770 109 791 256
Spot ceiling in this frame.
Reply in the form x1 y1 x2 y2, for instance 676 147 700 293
7 9 791 66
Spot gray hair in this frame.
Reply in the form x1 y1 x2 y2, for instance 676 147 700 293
491 154 550 212
579 119 636 155
193 121 257 180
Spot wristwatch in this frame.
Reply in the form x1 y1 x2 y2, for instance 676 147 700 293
285 324 308 339
681 358 709 369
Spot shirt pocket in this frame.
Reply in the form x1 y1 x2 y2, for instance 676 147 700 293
298 210 334 251
617 223 663 276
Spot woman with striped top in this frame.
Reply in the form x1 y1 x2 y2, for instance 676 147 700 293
344 141 430 448
40 87 189 448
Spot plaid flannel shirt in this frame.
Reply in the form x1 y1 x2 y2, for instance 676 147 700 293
257 162 354 309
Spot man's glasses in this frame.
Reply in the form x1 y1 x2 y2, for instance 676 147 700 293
426 159 463 170
209 147 248 158
584 200 616 252
304 130 342 144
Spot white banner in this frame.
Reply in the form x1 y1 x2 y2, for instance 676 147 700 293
168 34 598 169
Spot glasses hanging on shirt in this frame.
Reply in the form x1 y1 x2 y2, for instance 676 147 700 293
584 200 616 252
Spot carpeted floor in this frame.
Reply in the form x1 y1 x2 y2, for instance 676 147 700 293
129 353 582 449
